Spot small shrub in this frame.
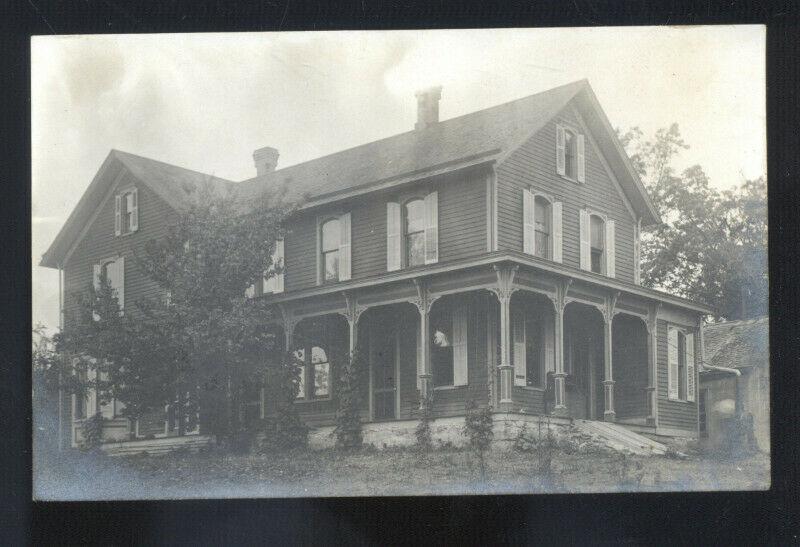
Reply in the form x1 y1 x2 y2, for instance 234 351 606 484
463 399 493 481
80 413 105 451
610 451 645 489
261 354 309 452
415 392 434 452
333 347 367 450
533 419 558 477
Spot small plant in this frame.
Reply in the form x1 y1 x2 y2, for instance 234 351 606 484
463 399 493 481
533 418 558 477
80 412 105 451
415 392 434 452
610 451 645 490
333 347 366 450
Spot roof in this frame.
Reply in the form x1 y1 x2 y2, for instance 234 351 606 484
702 316 769 372
41 79 661 268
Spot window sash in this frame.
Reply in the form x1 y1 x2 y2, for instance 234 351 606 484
406 230 425 267
323 249 339 282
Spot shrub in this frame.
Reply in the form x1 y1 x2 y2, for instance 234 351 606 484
333 347 366 450
610 451 645 489
463 399 493 481
80 413 105 451
415 392 434 452
261 354 308 453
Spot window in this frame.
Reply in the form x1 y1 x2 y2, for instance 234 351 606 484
513 310 547 388
564 129 576 179
94 257 125 312
293 345 331 399
677 331 687 400
589 214 605 274
321 218 340 283
430 305 453 387
115 188 138 236
667 327 695 402
404 199 426 268
534 197 551 259
526 317 544 387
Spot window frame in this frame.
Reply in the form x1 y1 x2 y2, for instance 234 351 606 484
319 216 341 284
293 342 333 402
430 301 455 388
668 325 695 403
588 212 606 275
116 187 138 237
402 197 427 269
533 194 552 260
563 127 578 180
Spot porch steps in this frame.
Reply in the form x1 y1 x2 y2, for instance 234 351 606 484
574 420 667 456
101 435 213 457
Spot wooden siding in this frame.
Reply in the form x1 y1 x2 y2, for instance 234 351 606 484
656 319 698 431
283 169 487 293
496 101 637 283
63 171 174 324
612 316 649 419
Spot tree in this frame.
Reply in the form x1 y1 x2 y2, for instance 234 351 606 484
59 179 298 443
618 124 767 320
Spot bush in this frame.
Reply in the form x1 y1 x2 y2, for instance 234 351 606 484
463 399 493 480
80 413 105 451
415 392 434 452
260 354 308 453
333 347 366 450
610 451 645 489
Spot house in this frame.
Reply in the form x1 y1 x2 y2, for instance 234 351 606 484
699 317 769 453
41 79 713 450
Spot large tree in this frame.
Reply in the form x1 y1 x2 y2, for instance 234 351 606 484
59 180 298 441
618 124 767 320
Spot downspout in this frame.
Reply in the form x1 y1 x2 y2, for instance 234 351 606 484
702 363 741 377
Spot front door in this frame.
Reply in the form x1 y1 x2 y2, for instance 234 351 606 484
371 324 398 421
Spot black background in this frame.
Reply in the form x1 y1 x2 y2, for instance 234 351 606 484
2 1 798 544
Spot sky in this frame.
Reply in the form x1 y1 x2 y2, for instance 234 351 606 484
32 26 766 332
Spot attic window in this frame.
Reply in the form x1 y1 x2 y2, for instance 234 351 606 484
556 124 585 183
114 188 139 236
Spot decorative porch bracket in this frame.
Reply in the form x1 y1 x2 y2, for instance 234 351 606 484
490 264 518 411
412 279 441 410
341 291 367 354
549 278 572 417
645 303 662 427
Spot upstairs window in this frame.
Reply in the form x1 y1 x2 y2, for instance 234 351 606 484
533 196 551 260
564 129 576 179
589 214 605 274
321 218 341 283
404 199 426 268
556 124 585 183
114 188 138 236
93 256 125 312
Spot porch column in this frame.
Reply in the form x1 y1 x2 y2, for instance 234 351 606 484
552 301 568 416
645 305 660 426
497 289 514 409
603 308 616 422
413 281 433 409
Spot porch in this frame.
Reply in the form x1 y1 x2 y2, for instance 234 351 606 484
270 262 662 428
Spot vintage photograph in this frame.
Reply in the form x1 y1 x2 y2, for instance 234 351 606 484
32 27 768 499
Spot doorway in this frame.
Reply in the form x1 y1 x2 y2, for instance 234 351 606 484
564 303 605 420
370 319 399 421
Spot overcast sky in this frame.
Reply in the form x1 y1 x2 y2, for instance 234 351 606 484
32 26 765 332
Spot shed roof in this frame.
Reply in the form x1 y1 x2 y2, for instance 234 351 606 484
703 316 769 372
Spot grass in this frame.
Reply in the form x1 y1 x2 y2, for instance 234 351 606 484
33 442 770 500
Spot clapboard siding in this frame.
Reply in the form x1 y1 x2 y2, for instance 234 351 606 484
282 170 487 293
656 319 698 431
63 171 174 324
613 317 650 419
496 101 636 283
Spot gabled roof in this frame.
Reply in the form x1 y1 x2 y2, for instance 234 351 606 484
39 150 235 268
703 316 769 372
41 79 660 269
234 79 660 225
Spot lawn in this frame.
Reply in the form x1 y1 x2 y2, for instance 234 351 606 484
33 442 770 500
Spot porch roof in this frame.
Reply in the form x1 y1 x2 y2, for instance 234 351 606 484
261 251 714 316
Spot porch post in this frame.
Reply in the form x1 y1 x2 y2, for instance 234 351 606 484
603 294 618 422
492 264 517 411
551 281 570 417
645 304 660 427
413 281 433 409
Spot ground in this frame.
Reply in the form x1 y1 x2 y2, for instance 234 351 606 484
34 442 770 500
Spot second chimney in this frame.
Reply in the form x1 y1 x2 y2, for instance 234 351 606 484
253 146 280 176
414 86 442 130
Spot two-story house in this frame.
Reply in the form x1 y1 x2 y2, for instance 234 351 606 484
41 79 712 449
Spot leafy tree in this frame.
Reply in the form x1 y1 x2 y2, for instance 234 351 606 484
618 124 767 320
59 180 298 443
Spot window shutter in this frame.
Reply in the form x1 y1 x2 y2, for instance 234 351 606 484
386 202 401 271
556 124 566 176
452 304 469 386
92 264 101 291
339 213 351 281
685 332 696 402
130 188 139 232
576 134 586 183
522 189 535 255
273 239 284 293
424 191 439 264
552 202 563 263
114 195 122 236
605 219 616 278
513 311 526 386
115 257 125 310
579 209 591 271
667 327 679 400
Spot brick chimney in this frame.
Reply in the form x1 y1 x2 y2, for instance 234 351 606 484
253 146 280 176
414 86 442 130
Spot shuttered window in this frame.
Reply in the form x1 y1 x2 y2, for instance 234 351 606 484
386 202 402 271
523 190 562 262
404 199 425 267
555 124 586 183
321 218 341 284
580 210 615 278
667 327 679 400
668 327 695 402
390 192 438 271
115 188 138 236
423 191 439 264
